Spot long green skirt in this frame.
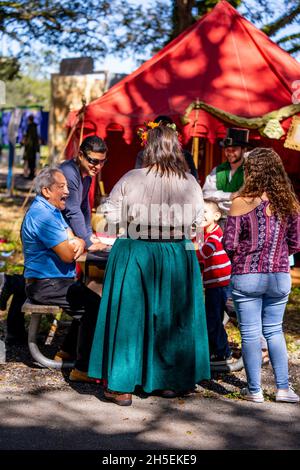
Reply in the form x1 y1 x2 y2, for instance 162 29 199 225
88 238 210 393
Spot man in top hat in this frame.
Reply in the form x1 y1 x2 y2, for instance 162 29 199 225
202 128 249 215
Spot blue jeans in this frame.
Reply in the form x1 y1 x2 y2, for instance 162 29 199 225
205 285 231 358
231 273 291 393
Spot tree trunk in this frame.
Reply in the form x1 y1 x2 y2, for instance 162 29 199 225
171 0 196 39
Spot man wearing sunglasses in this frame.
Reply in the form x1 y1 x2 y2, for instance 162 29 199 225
60 135 108 251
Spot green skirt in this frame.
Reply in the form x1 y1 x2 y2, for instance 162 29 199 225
88 238 210 393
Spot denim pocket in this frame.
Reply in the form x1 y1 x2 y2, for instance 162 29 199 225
231 273 265 295
274 273 291 297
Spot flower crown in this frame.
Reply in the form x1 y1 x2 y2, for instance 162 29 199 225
137 121 179 146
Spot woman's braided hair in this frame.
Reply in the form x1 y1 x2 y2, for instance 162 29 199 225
239 147 300 219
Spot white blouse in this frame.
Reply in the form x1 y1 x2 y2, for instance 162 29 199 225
100 168 204 236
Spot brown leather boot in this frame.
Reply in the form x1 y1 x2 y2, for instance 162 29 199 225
103 389 132 406
69 369 96 383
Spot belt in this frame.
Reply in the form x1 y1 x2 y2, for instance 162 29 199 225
133 237 185 243
126 224 186 240
26 278 40 284
25 278 67 284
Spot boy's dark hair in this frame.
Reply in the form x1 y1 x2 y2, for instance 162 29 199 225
80 135 107 154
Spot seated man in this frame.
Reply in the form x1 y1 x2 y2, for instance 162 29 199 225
21 167 101 382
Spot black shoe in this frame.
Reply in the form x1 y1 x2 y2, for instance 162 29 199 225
0 274 14 310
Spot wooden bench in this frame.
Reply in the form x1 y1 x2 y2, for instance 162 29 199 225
21 301 82 369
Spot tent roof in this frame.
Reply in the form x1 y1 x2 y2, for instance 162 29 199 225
68 0 300 143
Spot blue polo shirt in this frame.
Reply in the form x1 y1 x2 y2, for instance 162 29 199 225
22 195 76 279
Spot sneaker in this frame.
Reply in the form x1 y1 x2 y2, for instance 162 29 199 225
210 354 234 366
241 387 264 403
69 368 96 383
276 388 300 403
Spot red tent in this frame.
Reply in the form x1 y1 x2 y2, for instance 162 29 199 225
66 0 300 193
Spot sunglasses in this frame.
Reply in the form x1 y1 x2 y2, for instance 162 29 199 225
82 151 108 166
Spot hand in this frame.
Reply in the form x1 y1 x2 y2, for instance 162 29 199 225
90 234 101 244
88 241 109 252
69 237 85 260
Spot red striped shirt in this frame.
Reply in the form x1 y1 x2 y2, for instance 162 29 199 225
197 224 231 288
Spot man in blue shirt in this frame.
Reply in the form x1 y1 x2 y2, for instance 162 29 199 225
22 167 101 382
60 135 108 250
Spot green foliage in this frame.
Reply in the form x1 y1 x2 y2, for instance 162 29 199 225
0 228 23 274
224 391 242 399
290 286 300 297
0 0 170 79
0 1 299 83
241 0 300 54
5 76 50 110
0 57 21 81
0 242 15 252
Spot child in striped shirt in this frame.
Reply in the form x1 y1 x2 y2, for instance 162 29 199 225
197 200 233 365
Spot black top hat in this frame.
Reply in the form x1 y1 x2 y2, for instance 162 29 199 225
220 128 250 148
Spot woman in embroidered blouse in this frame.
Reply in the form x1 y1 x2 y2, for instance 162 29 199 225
88 125 210 406
223 147 300 403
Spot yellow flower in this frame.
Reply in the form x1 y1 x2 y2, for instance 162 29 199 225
147 121 160 129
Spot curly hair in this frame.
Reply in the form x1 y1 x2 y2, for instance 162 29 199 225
239 147 300 219
143 125 188 178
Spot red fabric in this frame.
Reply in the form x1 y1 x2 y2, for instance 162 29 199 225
65 0 300 194
197 225 231 288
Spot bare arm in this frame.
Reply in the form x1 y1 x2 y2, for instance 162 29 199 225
52 237 85 263
229 196 262 216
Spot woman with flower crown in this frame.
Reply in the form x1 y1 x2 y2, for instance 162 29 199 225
135 115 199 181
88 125 210 406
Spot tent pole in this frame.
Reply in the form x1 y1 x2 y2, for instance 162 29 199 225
205 140 213 177
79 97 87 148
192 99 201 169
193 137 199 169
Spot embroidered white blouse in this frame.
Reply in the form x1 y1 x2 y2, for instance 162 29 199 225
100 168 204 235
